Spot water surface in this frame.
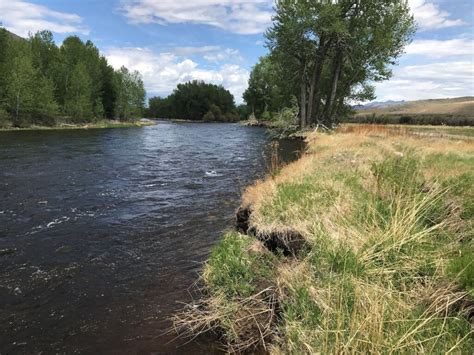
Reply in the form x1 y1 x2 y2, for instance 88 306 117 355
0 122 303 354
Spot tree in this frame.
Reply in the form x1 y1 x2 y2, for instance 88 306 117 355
115 66 145 120
243 56 292 118
149 81 236 121
0 27 144 126
65 63 93 121
265 0 415 128
6 56 36 126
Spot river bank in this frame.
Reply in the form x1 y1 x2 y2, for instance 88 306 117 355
0 119 156 132
174 125 474 353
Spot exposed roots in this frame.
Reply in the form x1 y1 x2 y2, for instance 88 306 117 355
172 288 279 353
236 206 308 256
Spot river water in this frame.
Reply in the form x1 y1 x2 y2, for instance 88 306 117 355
0 122 303 354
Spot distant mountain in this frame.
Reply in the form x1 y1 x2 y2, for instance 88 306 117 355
354 100 406 111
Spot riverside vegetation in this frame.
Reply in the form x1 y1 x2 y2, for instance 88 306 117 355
0 28 146 129
174 126 474 353
147 81 243 122
243 0 415 129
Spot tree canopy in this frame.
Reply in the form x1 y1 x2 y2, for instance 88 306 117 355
244 0 415 128
148 81 239 122
0 28 145 127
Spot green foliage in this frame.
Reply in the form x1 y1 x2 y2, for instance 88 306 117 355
0 108 11 128
204 232 275 298
271 96 300 135
236 104 251 120
257 0 415 127
202 110 216 121
65 63 93 121
114 66 145 121
0 27 145 127
243 56 294 118
148 80 236 121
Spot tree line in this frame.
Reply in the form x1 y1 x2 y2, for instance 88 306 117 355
0 28 146 128
148 81 241 122
244 0 415 128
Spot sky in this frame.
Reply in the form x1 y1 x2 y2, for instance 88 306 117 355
0 0 473 104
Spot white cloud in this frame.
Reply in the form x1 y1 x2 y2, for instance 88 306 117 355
105 47 249 103
119 0 273 35
204 48 243 63
167 46 243 63
120 0 464 34
375 61 474 101
409 0 465 30
406 38 474 58
0 0 89 37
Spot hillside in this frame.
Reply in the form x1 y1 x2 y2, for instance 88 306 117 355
2 28 24 41
349 97 474 126
357 97 474 116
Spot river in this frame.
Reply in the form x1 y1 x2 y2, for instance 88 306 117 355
0 122 303 354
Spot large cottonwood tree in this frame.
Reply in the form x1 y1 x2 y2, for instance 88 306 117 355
256 0 415 128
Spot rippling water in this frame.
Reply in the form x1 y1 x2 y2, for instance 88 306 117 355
0 122 303 354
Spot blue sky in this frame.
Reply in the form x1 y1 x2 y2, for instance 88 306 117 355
0 0 473 103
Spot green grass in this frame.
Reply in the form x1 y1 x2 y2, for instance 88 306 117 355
414 126 474 137
203 232 276 298
448 246 474 296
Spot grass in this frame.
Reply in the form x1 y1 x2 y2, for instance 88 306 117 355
174 126 474 353
340 123 474 139
0 119 155 132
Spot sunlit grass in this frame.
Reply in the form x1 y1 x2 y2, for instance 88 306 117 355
174 129 474 353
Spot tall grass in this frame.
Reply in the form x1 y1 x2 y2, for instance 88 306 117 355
173 132 474 353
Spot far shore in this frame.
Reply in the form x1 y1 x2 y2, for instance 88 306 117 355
0 119 156 132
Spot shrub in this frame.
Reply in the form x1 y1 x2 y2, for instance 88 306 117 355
261 110 272 121
202 110 216 121
0 108 11 128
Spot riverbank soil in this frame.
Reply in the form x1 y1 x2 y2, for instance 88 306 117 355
174 125 474 353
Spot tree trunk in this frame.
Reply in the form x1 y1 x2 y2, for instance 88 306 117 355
15 90 20 126
307 37 328 125
323 48 343 126
300 78 307 129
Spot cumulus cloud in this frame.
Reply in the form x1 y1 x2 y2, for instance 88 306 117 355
375 61 474 101
406 38 474 58
119 0 273 35
409 0 465 30
105 47 249 103
0 0 89 37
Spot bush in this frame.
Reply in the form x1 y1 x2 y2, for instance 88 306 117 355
202 110 216 121
225 111 240 122
270 96 299 137
0 108 12 128
261 110 272 121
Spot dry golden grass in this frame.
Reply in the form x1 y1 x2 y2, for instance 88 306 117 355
359 97 474 116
